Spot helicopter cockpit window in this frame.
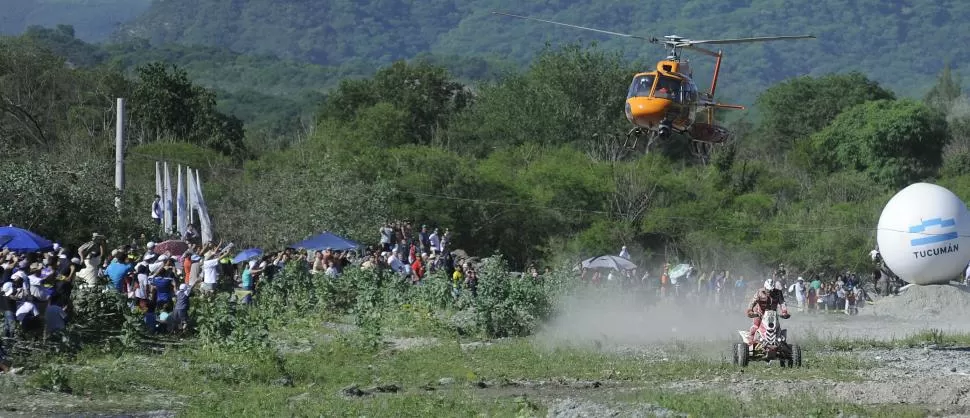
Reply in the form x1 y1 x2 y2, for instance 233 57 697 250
628 75 655 98
654 76 681 101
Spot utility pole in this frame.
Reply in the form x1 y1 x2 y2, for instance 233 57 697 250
115 98 125 210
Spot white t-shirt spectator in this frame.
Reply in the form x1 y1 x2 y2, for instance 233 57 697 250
203 259 220 284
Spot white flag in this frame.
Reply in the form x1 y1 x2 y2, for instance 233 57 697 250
163 161 174 235
176 165 188 238
189 169 213 244
154 161 162 201
186 166 196 225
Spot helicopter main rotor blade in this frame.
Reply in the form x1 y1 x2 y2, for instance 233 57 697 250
684 45 720 57
683 35 816 46
491 12 656 42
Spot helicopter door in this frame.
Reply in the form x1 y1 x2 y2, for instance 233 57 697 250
628 75 656 98
654 76 681 102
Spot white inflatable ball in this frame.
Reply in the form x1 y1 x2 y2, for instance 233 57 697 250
876 182 970 285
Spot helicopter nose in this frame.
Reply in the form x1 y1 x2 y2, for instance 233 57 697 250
626 97 670 126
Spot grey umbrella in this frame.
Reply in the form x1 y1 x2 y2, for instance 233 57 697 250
581 255 637 271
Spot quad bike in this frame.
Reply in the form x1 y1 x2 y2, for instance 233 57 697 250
733 309 802 368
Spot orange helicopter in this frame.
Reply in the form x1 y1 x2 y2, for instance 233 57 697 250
492 12 816 157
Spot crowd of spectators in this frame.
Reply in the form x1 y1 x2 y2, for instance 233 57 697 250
0 214 892 375
578 251 878 316
0 219 483 354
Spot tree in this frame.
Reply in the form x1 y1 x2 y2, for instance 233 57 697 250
0 38 124 151
317 59 470 146
807 99 949 188
129 63 248 160
924 62 962 115
754 72 896 154
450 44 635 158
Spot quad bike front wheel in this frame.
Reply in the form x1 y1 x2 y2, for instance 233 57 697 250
791 344 802 368
734 343 749 367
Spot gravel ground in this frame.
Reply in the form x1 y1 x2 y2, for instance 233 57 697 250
539 285 970 417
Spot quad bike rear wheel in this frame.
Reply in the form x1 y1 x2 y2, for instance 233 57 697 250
734 343 749 367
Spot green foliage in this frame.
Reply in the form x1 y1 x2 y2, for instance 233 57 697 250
319 60 470 146
192 294 270 353
28 362 73 393
925 63 962 115
0 157 154 247
1 1 151 41
451 45 634 157
130 63 248 160
754 72 896 154
108 0 968 106
807 99 949 188
250 254 555 341
472 255 554 338
0 36 127 151
210 149 393 249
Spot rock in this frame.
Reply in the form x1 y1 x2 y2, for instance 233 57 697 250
438 377 455 386
340 384 370 397
368 384 401 393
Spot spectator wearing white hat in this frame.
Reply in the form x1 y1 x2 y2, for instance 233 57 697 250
201 244 233 293
77 235 104 288
172 283 190 332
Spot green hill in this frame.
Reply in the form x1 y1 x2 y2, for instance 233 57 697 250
0 0 151 41
115 0 970 104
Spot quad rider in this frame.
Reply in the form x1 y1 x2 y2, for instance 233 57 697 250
745 278 790 352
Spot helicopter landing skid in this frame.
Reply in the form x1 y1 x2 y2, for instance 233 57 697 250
625 128 661 153
687 123 733 159
687 123 733 145
689 140 714 159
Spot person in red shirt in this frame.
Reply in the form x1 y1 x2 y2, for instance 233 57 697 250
411 255 425 284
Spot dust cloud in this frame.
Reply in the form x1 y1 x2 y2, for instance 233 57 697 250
535 283 970 352
535 286 750 350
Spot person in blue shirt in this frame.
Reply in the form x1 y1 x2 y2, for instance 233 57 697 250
240 262 253 291
151 259 177 304
104 253 133 292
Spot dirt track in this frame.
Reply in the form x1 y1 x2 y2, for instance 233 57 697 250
534 285 970 417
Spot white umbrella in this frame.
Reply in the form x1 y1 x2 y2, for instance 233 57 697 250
581 255 637 271
668 264 692 279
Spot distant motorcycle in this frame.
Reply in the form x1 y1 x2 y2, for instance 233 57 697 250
734 309 802 368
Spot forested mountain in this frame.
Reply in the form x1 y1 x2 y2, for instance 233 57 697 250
4 0 970 275
0 0 151 41
117 0 970 104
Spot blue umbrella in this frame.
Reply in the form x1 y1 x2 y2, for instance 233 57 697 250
232 248 263 264
291 232 360 251
0 225 53 252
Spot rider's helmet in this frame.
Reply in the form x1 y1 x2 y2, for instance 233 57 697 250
764 278 774 290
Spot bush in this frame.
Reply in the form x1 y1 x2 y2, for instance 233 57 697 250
472 255 554 338
193 294 270 352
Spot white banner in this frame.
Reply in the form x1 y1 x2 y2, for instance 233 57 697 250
176 165 188 238
186 165 196 225
189 169 213 244
163 161 173 235
154 161 162 201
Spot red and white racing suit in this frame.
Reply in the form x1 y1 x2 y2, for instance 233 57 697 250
746 288 789 349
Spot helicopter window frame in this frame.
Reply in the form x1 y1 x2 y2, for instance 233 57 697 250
628 74 656 98
654 75 682 102
682 80 699 103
